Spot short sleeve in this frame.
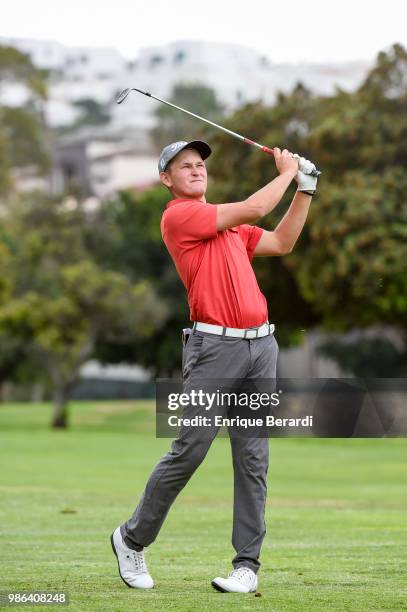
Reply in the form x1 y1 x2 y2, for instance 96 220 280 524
237 225 264 261
162 201 218 243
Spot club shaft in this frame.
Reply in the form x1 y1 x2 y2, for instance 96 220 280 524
134 88 275 156
125 88 320 175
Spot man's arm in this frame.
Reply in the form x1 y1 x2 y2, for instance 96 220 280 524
216 149 298 231
253 192 313 256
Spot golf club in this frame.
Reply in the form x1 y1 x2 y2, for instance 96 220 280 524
116 87 321 177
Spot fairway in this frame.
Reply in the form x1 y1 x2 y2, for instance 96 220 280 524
0 400 406 611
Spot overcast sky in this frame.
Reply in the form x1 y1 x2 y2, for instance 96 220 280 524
1 0 406 63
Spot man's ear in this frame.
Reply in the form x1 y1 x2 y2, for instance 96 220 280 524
160 171 172 189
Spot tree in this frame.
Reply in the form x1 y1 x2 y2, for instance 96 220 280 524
1 107 49 171
0 44 48 196
294 169 407 333
90 187 188 376
86 45 407 376
72 98 111 128
360 43 407 102
150 83 225 152
293 44 407 342
0 129 11 194
0 45 47 98
309 44 407 178
318 336 407 377
208 53 407 365
0 193 167 427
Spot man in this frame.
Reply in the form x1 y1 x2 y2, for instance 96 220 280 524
111 139 318 593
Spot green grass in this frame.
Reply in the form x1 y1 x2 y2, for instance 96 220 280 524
0 400 406 611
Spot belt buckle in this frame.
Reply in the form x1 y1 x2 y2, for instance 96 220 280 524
244 327 258 339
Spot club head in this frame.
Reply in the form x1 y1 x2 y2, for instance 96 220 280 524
116 88 131 104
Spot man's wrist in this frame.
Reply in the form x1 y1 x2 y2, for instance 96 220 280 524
280 169 297 179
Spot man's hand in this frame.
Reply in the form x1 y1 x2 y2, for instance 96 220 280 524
293 156 318 194
295 167 318 194
274 148 298 177
293 154 316 175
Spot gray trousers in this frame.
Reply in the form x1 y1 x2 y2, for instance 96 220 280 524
121 329 279 573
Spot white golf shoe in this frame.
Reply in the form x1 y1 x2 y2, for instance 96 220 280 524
212 566 258 593
110 527 154 589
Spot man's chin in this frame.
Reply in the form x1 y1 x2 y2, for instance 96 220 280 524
181 188 206 199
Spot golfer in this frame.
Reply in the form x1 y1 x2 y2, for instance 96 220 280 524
111 140 318 593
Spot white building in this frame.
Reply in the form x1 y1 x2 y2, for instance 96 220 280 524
0 37 371 129
51 126 157 198
0 37 129 125
109 40 370 129
1 37 371 195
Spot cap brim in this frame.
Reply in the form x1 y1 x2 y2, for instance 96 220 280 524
182 140 212 161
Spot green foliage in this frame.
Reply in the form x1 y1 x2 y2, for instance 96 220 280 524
318 336 407 377
360 43 407 101
208 44 407 348
91 185 169 280
0 193 167 423
2 42 407 383
294 169 407 330
91 187 187 376
1 106 49 171
0 45 47 99
72 97 111 127
94 42 407 372
0 128 12 195
0 44 49 195
151 82 225 152
208 83 318 200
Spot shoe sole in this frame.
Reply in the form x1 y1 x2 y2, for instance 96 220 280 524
211 580 228 593
211 579 256 594
110 532 133 589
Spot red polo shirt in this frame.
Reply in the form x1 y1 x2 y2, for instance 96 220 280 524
160 198 268 328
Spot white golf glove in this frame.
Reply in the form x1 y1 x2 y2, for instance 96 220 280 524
293 154 318 195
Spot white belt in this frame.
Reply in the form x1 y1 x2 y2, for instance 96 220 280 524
193 321 274 339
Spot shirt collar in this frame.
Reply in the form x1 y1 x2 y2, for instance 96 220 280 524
166 198 206 209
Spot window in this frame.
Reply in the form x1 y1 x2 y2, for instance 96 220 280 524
150 55 164 67
174 50 186 64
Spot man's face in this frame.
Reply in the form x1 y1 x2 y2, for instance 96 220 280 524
159 149 207 200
